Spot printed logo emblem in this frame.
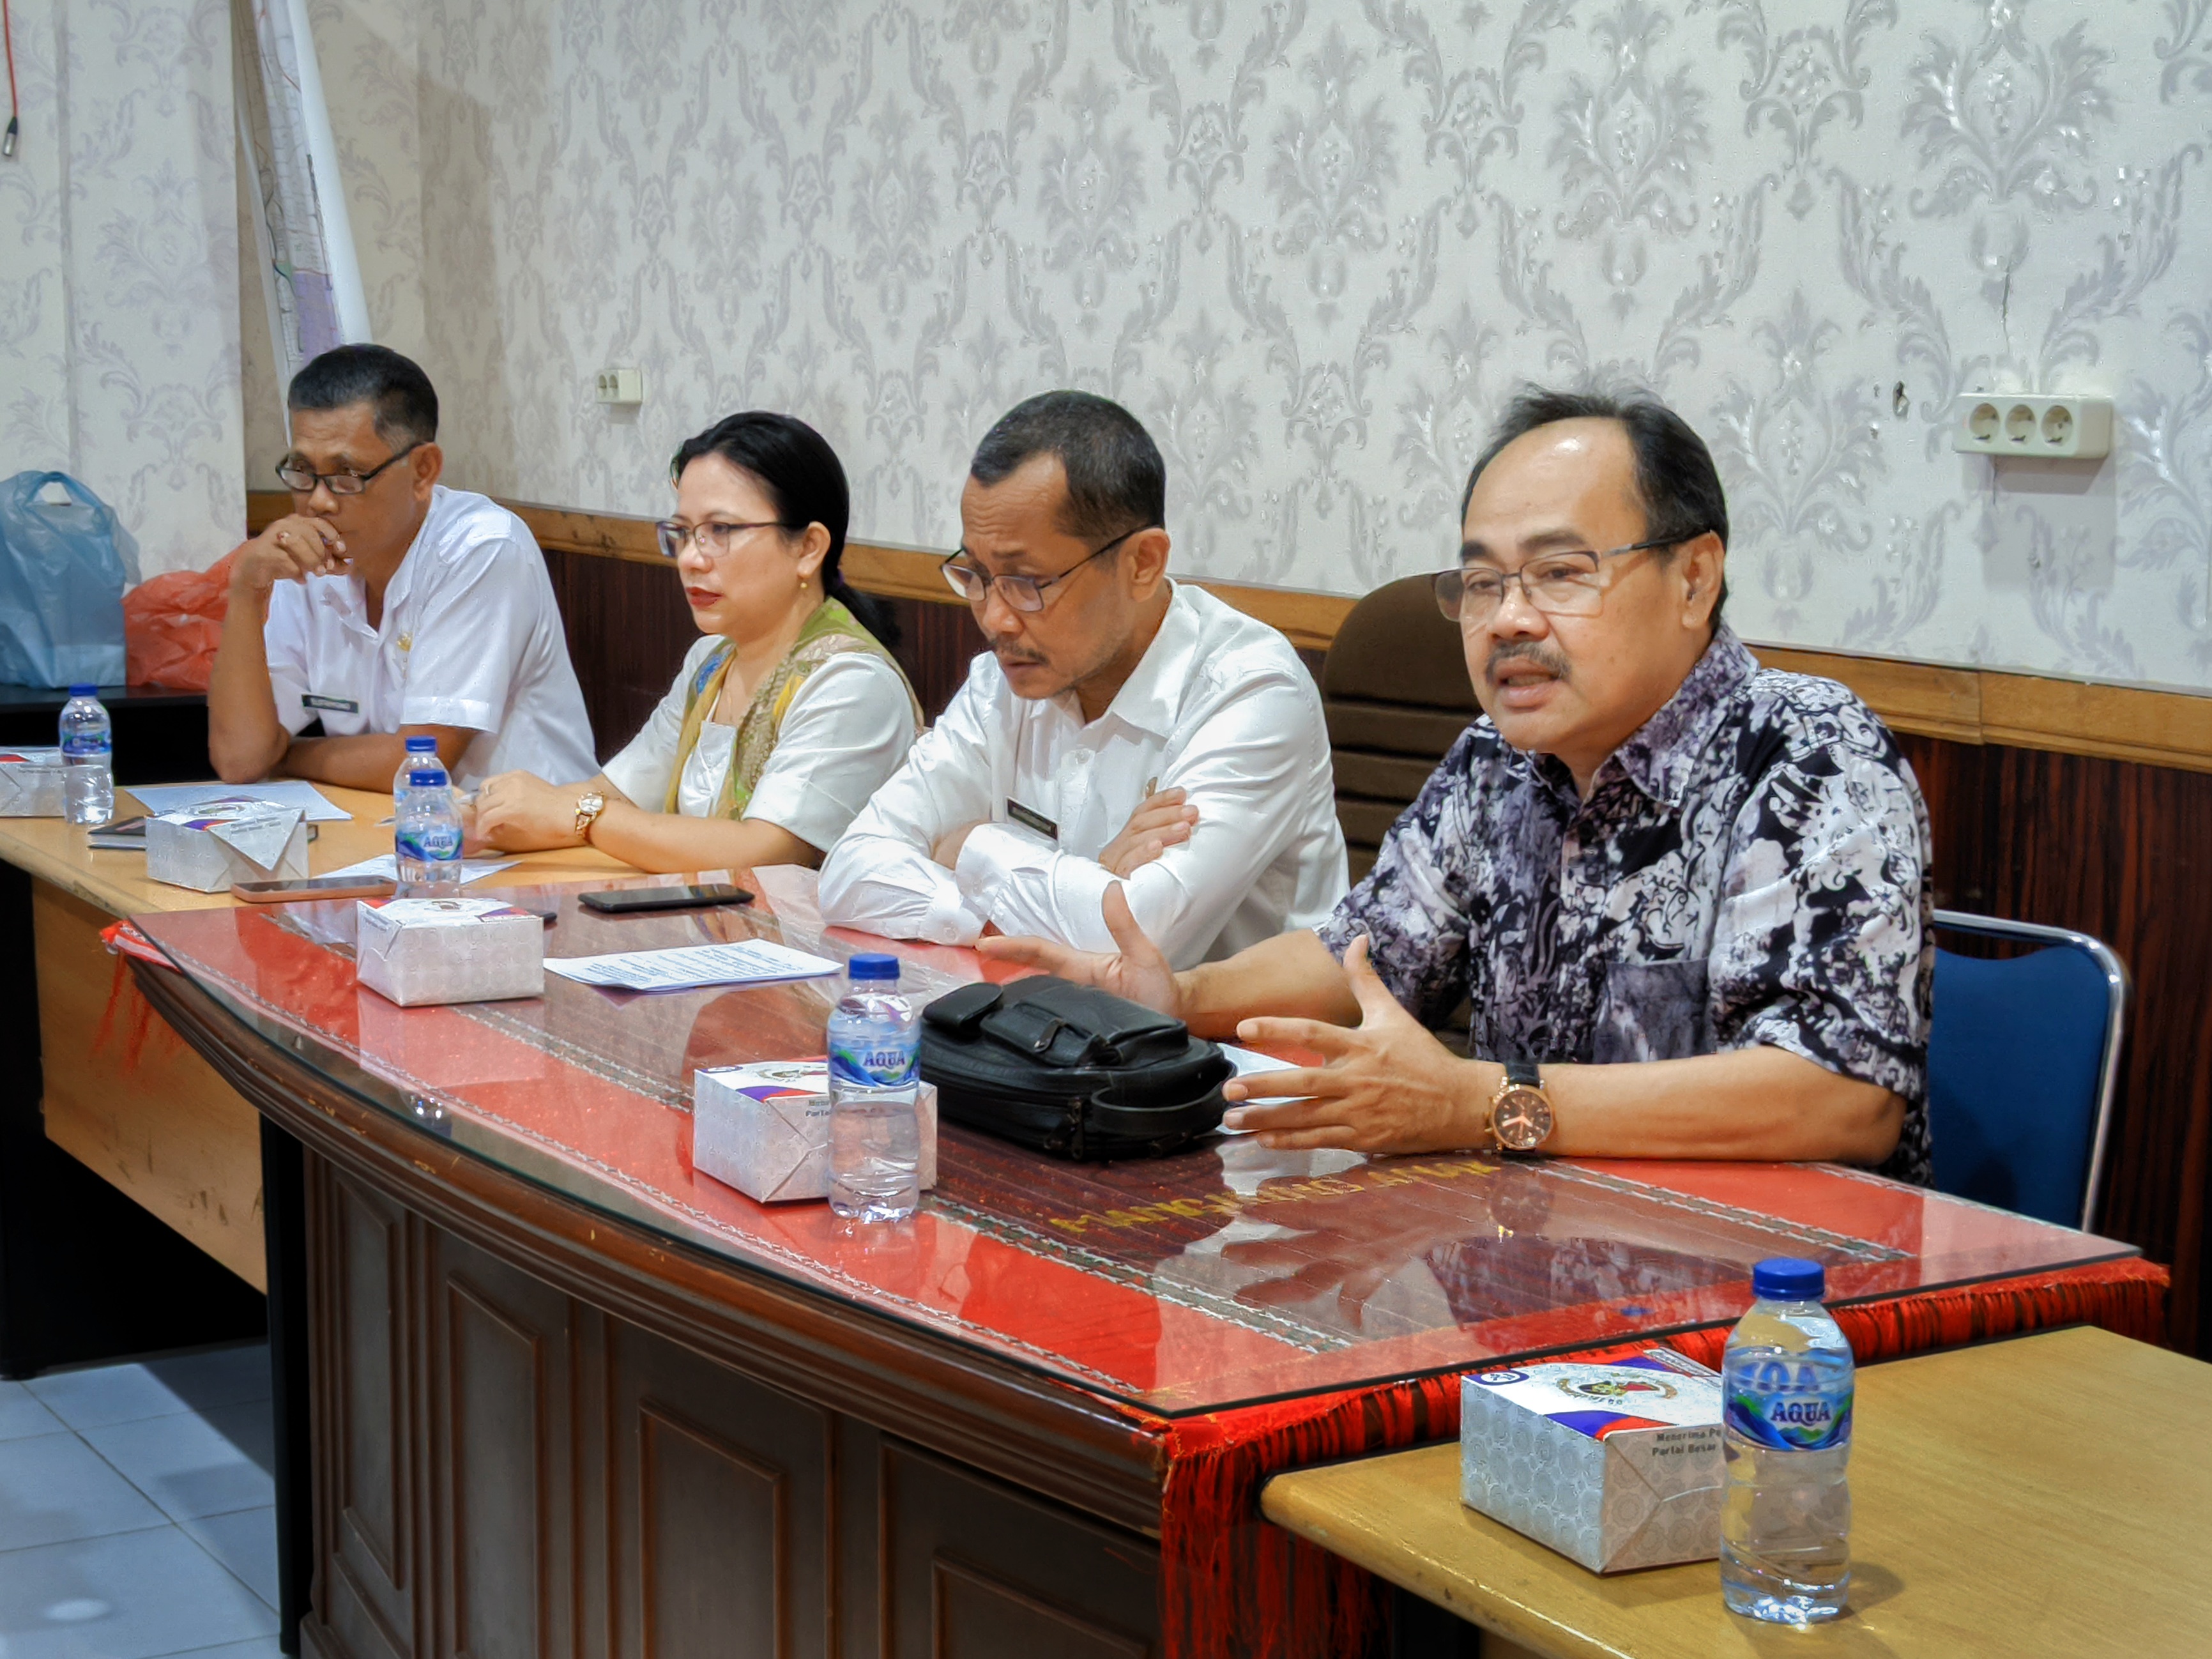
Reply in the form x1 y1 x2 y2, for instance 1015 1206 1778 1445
1560 1374 1678 1403
1474 1370 1528 1386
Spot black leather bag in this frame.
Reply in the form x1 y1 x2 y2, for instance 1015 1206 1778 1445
919 977 1232 1161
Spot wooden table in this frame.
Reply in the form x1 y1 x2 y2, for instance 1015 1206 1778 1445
2 784 625 1288
1262 1324 2212 1657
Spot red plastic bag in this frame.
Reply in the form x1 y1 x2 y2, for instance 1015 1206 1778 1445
125 548 239 690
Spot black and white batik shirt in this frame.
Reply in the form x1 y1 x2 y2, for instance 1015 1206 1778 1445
1317 625 1934 1184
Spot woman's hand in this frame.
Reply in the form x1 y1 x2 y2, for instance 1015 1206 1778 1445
469 771 596 852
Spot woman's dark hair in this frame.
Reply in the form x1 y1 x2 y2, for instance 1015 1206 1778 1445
1461 385 1730 615
669 411 898 648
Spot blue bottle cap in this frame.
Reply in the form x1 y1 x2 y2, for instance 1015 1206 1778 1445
846 952 900 981
404 735 438 751
67 683 97 696
406 768 445 787
1751 1257 1826 1301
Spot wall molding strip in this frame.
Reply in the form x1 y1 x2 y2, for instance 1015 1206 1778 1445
245 492 2212 773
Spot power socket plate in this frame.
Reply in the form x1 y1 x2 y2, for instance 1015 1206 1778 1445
1951 393 2112 460
595 367 644 406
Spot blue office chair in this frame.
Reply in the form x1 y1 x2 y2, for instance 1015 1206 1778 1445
1926 910 2127 1231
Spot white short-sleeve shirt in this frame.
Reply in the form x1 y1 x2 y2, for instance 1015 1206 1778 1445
600 635 918 854
262 485 598 788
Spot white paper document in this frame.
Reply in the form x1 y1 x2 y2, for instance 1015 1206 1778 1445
545 938 841 993
130 780 350 823
322 852 517 885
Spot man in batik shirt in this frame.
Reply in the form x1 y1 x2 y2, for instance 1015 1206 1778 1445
986 386 1933 1182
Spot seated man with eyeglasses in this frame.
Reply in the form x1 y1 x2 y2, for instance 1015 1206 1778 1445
209 344 597 791
818 390 1348 968
984 388 1934 1179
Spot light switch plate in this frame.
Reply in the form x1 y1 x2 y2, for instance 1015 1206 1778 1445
1952 394 2112 460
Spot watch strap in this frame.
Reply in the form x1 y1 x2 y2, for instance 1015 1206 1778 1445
1504 1058 1541 1088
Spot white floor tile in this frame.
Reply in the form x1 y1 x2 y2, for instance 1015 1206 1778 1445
142 1347 273 1416
164 1640 285 1658
26 1364 189 1432
0 1526 278 1659
79 1410 274 1523
0 1382 65 1442
179 1506 278 1610
0 1432 166 1552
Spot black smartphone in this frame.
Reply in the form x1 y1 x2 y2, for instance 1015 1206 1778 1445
577 883 754 915
88 814 147 850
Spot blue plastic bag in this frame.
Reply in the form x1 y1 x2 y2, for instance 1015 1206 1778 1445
0 471 141 689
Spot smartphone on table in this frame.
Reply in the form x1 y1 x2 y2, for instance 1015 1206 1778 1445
577 883 754 915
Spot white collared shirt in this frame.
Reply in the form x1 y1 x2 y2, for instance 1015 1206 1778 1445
263 485 598 788
600 635 918 852
818 582 1348 968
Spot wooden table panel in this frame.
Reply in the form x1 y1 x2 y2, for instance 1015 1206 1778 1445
1262 1326 2212 1658
35 880 271 1288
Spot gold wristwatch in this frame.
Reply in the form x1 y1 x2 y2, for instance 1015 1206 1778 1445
572 791 607 843
1485 1059 1555 1154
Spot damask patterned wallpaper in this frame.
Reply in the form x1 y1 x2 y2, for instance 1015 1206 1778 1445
3 0 245 580
286 0 2212 691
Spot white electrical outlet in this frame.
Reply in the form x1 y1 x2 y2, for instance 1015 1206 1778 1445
594 367 644 406
1951 393 2112 460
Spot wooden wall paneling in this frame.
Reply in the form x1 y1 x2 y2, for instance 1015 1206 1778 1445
312 1164 416 1659
878 1440 1161 1659
604 1319 835 1659
540 549 697 766
427 1232 580 1659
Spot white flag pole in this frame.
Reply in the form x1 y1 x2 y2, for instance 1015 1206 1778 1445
278 0 370 344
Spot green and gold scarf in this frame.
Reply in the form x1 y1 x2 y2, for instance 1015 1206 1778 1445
664 599 920 820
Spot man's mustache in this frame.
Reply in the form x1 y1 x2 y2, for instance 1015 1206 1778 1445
1486 641 1571 682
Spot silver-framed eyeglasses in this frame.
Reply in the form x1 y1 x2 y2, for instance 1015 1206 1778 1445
1433 535 1697 623
654 518 787 560
275 442 423 496
940 524 1152 613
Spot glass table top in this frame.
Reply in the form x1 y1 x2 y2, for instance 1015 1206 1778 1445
132 869 2135 1417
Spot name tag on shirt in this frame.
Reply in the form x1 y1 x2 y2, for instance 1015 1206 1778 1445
302 693 360 714
1006 799 1059 841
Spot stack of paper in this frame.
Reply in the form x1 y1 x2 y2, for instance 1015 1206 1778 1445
545 938 840 993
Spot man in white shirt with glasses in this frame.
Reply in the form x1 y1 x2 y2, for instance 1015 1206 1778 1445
209 344 597 791
819 390 1348 968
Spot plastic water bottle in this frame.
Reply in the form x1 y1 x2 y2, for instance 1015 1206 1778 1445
1720 1257 1854 1625
827 953 921 1222
394 760 462 896
59 684 113 827
392 735 438 812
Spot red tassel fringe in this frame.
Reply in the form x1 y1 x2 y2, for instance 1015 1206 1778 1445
1145 1255 2168 1659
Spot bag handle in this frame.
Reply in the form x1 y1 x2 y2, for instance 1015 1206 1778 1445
17 472 111 522
921 981 1003 1037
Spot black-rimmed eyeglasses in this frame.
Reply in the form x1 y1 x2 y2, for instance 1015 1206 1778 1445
275 443 423 496
940 524 1154 613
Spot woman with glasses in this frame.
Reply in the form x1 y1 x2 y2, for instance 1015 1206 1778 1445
469 413 920 871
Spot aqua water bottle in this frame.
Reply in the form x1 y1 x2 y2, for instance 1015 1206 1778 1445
827 954 920 1221
1720 1257 1854 1625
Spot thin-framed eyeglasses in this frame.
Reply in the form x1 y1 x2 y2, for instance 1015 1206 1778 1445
940 524 1153 613
1433 535 1698 625
653 518 789 560
275 442 423 496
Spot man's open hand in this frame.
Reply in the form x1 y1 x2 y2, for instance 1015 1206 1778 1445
975 884 1183 1017
1098 786 1196 878
1222 935 1484 1154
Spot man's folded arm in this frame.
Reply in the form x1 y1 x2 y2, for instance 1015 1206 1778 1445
952 676 1327 967
818 680 996 944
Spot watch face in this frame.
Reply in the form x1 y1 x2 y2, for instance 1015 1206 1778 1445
1492 1086 1554 1152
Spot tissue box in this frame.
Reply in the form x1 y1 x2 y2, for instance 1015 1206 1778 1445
0 750 65 816
693 1061 938 1203
1460 1348 1725 1573
146 798 309 891
355 897 545 1006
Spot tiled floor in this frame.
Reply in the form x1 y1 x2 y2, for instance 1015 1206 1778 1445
0 1342 281 1658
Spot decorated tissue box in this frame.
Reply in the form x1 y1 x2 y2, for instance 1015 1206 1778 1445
0 749 66 816
1460 1347 1726 1574
146 797 309 891
692 1061 938 1204
355 896 545 1007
